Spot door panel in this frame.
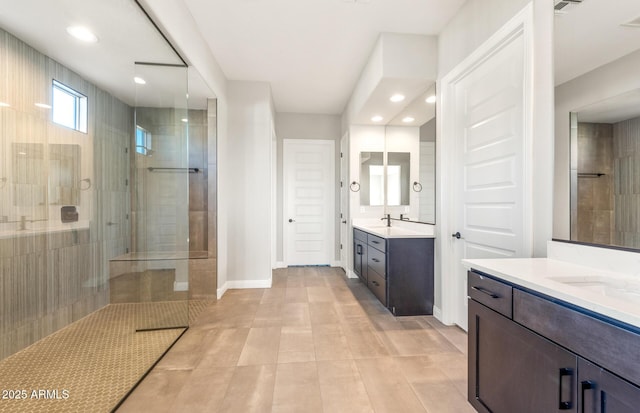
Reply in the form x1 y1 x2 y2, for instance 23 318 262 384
284 140 335 266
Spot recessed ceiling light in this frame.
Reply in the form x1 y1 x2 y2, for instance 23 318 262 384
66 26 98 43
35 103 52 109
0 102 10 107
181 118 188 123
390 94 405 103
371 115 383 122
425 95 436 104
134 77 146 85
402 117 415 123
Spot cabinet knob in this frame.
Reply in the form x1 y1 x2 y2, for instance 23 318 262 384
288 218 295 223
451 231 462 239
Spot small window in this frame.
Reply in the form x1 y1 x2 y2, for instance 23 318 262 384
52 80 87 133
136 126 152 155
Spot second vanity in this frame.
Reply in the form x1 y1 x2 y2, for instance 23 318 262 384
463 242 640 413
353 220 434 316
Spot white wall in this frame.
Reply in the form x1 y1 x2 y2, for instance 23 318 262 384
225 81 274 287
274 113 341 265
554 49 640 240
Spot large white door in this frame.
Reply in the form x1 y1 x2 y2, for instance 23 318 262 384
283 139 335 266
440 6 532 330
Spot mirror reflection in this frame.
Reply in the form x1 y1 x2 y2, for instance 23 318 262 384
49 144 81 206
387 152 410 206
360 151 384 206
555 0 640 250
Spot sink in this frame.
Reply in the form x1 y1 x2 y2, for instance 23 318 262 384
547 275 640 303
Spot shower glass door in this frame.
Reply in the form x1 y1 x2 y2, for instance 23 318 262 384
130 62 190 331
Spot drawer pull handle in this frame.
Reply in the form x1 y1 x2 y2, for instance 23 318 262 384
371 240 380 244
580 381 595 413
371 281 379 287
371 258 380 263
558 368 574 410
356 245 362 255
471 286 500 299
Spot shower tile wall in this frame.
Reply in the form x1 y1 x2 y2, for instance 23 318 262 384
576 123 614 245
613 116 640 248
0 29 131 360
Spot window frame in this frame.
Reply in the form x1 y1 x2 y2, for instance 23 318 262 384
52 79 88 133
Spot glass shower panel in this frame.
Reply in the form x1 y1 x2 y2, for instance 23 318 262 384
131 63 189 331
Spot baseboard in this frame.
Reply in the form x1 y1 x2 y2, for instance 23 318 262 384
217 278 273 299
433 306 447 324
173 281 189 292
227 279 273 289
216 282 229 299
331 260 341 267
345 269 358 279
274 261 286 269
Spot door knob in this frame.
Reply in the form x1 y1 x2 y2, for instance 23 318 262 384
451 231 462 239
288 218 295 223
341 220 347 224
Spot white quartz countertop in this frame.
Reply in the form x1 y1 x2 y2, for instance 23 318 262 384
463 257 640 330
353 223 435 239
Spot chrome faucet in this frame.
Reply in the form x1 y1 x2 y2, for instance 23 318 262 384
381 214 391 227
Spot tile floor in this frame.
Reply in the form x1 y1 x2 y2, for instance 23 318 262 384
118 266 475 413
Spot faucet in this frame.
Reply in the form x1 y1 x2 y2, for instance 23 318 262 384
381 214 391 227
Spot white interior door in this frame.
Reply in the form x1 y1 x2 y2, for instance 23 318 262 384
440 6 532 330
283 139 335 266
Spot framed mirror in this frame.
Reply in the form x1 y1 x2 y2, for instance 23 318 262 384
555 0 640 250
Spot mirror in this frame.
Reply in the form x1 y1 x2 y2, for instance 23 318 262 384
12 143 47 210
555 0 640 250
387 152 410 206
383 84 436 223
49 144 81 205
359 151 384 206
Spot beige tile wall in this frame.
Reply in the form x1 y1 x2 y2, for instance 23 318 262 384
613 116 640 248
0 28 131 360
576 123 614 245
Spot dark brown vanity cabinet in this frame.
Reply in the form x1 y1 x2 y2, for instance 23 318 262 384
353 229 434 316
468 270 640 413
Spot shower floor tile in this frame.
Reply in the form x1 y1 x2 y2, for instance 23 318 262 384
0 300 212 413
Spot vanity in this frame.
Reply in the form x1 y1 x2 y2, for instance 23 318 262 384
463 244 640 413
353 222 434 316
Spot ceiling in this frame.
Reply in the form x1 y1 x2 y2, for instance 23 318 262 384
3 1 639 121
0 0 464 117
0 0 212 109
554 0 640 86
554 0 640 123
181 0 466 115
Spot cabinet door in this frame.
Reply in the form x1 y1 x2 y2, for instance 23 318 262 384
469 299 577 413
353 240 366 283
579 359 640 413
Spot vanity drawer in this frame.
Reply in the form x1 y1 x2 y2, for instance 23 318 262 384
367 234 386 252
368 247 386 277
354 228 367 243
468 271 513 318
368 270 386 306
